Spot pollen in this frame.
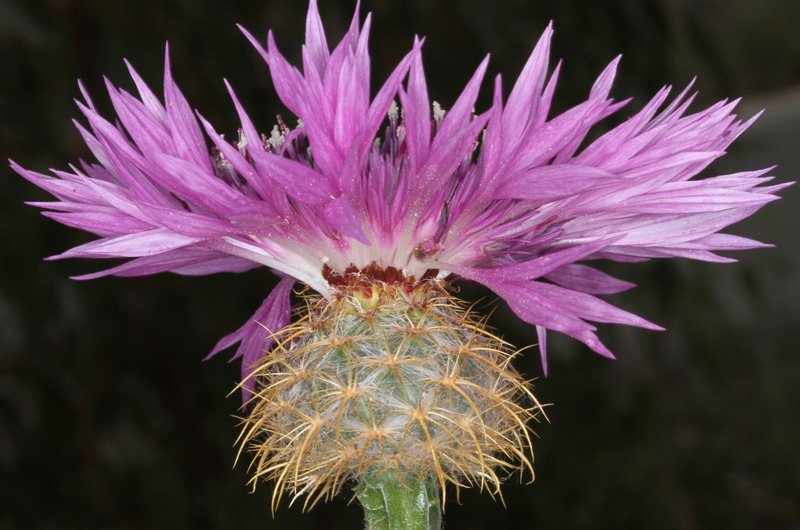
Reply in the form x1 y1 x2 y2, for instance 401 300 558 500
238 273 543 511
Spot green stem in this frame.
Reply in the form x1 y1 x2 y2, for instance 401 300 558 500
356 470 442 530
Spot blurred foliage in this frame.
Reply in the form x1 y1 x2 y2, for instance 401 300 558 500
1 0 798 529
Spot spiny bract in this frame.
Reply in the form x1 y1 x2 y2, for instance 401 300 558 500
238 274 541 511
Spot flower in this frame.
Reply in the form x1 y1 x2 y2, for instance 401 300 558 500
11 1 787 389
12 0 792 513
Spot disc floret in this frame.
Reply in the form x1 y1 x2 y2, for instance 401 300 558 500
239 264 542 511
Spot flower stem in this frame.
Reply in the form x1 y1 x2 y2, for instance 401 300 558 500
356 470 442 530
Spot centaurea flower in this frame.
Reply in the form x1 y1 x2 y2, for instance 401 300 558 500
11 1 788 527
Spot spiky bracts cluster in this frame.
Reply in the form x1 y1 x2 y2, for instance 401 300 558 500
238 277 540 511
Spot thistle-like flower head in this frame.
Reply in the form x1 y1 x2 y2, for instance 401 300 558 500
11 0 789 508
12 1 785 378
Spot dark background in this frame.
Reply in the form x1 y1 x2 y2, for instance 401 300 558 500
1 1 798 529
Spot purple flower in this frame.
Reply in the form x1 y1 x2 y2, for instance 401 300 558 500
11 1 788 388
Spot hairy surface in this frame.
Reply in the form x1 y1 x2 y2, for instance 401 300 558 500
238 279 541 511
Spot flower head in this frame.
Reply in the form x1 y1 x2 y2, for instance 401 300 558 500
11 0 789 504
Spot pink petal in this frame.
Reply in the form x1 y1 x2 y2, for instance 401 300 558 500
323 197 369 244
72 247 258 280
50 228 200 259
163 47 213 174
303 0 330 76
545 264 636 295
206 277 294 404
